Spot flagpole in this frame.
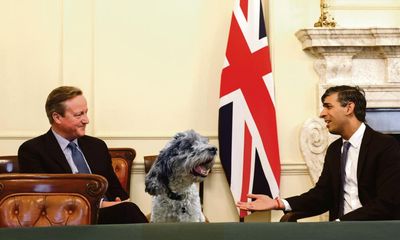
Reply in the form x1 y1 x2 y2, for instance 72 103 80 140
314 0 336 27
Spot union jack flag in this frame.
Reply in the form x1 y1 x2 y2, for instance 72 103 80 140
219 0 280 218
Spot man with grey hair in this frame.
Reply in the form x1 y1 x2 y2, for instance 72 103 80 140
237 85 400 221
18 86 148 224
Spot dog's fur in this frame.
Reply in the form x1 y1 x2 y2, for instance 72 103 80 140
145 130 217 223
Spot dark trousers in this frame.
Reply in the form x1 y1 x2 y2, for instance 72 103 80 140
98 202 148 224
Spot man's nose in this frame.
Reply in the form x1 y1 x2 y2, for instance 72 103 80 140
319 109 326 118
82 114 89 124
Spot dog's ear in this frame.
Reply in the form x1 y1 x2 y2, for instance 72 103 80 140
144 154 170 196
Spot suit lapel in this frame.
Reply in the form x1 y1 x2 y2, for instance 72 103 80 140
45 130 73 172
357 125 372 179
77 137 97 173
332 140 343 211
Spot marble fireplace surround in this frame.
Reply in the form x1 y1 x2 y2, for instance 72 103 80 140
295 27 400 183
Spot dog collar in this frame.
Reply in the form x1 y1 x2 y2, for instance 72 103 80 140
167 191 184 201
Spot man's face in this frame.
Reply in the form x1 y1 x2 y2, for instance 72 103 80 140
53 95 89 140
319 93 349 135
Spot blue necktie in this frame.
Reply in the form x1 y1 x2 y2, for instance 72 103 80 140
68 142 90 173
338 141 351 217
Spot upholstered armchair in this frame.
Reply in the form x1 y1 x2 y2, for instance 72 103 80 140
143 155 157 174
0 156 19 173
108 148 136 195
0 148 135 195
0 174 107 227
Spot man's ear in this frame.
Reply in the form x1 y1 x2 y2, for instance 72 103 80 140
52 112 62 124
346 102 355 115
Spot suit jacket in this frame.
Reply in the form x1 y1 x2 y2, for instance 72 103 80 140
286 125 400 221
18 129 129 201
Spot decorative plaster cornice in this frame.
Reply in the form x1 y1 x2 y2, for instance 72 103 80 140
296 28 400 51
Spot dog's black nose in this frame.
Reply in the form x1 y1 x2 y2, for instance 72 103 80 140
208 147 217 155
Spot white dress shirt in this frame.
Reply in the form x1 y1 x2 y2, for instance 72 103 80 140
52 129 92 174
342 123 365 214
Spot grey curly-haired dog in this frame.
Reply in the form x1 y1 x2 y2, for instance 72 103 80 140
145 130 217 223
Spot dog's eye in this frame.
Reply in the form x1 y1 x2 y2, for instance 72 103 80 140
177 141 192 151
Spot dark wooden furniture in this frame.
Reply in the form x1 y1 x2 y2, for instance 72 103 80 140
108 148 136 195
0 148 136 196
0 156 19 173
0 173 107 227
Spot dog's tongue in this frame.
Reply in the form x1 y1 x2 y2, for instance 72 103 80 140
194 165 210 176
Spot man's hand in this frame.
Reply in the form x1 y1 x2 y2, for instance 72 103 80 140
100 197 131 208
236 194 278 211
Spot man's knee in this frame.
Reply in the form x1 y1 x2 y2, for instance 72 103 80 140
98 202 148 224
123 202 148 223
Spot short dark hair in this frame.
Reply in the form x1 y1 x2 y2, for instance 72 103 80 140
321 85 366 122
45 86 83 124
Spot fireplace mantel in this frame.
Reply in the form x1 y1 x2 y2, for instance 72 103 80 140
296 28 400 88
295 28 400 186
296 28 400 50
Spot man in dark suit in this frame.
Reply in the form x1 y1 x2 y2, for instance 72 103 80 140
18 86 148 224
236 85 400 221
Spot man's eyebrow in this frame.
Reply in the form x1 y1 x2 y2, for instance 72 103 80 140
73 110 85 115
322 103 331 107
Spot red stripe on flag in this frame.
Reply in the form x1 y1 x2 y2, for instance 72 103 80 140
240 123 252 218
220 11 280 184
240 0 249 20
219 0 281 218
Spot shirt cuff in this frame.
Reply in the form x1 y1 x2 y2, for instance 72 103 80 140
281 199 292 211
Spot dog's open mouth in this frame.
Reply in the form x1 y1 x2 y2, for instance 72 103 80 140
192 165 210 177
191 159 213 177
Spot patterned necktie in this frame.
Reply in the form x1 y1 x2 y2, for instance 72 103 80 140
68 142 90 173
338 141 351 218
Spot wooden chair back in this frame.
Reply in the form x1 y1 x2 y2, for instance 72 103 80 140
0 173 107 227
108 148 136 196
0 148 135 197
0 156 19 173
